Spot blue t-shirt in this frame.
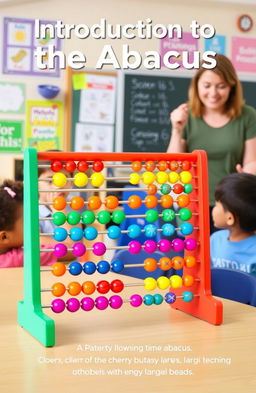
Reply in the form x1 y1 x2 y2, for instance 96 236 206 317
210 229 256 275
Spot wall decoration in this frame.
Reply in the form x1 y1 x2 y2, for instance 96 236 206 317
0 82 25 114
0 119 23 153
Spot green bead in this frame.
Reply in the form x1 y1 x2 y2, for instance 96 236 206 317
145 209 159 223
184 183 193 194
160 184 172 195
81 210 95 225
52 211 66 226
67 211 80 225
143 294 154 306
154 294 163 305
97 210 111 225
162 209 176 222
112 210 126 224
179 207 192 221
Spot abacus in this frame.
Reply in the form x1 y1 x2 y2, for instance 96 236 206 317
18 147 223 347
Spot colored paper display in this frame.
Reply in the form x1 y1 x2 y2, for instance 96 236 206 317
0 82 25 114
232 36 256 73
0 120 23 153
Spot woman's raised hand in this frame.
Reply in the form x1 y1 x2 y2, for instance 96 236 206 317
170 103 189 134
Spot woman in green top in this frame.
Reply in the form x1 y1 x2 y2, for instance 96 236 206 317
167 54 256 232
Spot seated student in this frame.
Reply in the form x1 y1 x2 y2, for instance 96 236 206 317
210 173 256 275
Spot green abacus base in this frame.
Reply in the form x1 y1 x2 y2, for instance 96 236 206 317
18 301 55 347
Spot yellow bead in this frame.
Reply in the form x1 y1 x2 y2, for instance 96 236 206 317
74 172 88 187
169 172 180 184
129 172 141 185
156 171 169 184
180 171 192 184
142 171 156 185
91 172 105 187
52 172 67 188
144 277 157 291
157 276 170 290
170 275 183 288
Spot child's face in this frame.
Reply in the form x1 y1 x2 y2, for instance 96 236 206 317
212 201 232 229
38 169 71 206
2 205 24 249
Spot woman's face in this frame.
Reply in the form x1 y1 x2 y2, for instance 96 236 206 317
197 70 231 113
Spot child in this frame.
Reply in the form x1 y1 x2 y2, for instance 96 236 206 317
210 173 256 275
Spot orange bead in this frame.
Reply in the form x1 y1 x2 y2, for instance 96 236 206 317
145 195 158 208
172 256 184 270
70 196 84 210
145 160 156 172
67 281 82 296
147 184 158 195
177 194 190 208
157 160 168 171
88 196 102 210
160 194 173 208
159 257 173 271
183 274 195 287
82 281 96 295
53 196 67 211
184 255 196 268
128 194 142 209
132 161 142 172
105 195 119 209
52 282 66 297
52 262 66 276
144 258 158 272
169 160 179 171
182 160 191 170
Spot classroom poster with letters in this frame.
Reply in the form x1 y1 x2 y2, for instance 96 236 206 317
0 120 23 153
232 36 256 73
204 34 226 55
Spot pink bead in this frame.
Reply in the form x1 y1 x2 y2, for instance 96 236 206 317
128 240 142 254
93 242 106 256
109 295 123 309
95 296 109 310
51 299 65 313
72 242 86 257
54 243 67 258
130 294 143 307
81 297 95 311
172 238 185 252
184 237 197 251
66 297 80 312
157 239 172 252
144 240 157 253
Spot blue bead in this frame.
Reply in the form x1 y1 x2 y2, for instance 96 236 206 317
180 222 194 236
144 224 157 238
165 292 176 304
70 227 84 241
162 223 175 237
183 291 194 302
83 261 96 275
53 227 68 242
143 294 154 306
108 225 121 239
154 294 163 305
84 226 98 240
127 224 141 239
111 259 124 273
69 262 83 275
97 260 110 274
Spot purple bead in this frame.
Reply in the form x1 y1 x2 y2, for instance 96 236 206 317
130 294 143 307
184 237 197 251
165 292 177 304
72 242 86 257
53 243 67 258
109 295 123 309
157 239 172 253
172 238 184 252
51 299 65 313
95 296 109 310
81 297 95 311
66 297 80 312
128 240 142 254
93 242 106 256
144 240 157 253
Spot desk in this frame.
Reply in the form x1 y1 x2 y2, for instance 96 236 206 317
0 268 256 393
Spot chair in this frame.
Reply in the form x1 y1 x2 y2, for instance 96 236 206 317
211 268 256 306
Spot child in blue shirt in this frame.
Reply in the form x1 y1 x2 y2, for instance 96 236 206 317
210 173 256 275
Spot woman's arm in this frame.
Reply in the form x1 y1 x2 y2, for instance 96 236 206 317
167 103 188 153
236 137 256 174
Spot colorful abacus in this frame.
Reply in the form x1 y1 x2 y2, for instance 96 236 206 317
18 148 223 347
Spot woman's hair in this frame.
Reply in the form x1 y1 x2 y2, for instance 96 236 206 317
214 173 256 232
0 180 23 231
189 54 244 119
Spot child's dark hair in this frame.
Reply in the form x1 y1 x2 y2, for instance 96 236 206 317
214 173 256 232
0 180 23 231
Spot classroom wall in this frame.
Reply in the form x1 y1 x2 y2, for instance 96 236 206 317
0 0 256 180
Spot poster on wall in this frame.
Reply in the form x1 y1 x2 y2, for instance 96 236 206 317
204 34 226 55
0 119 23 153
232 36 256 73
0 82 25 114
2 17 61 77
74 123 114 152
25 101 63 151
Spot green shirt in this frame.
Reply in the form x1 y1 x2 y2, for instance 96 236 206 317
182 105 256 206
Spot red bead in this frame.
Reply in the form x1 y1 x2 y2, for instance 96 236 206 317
92 160 104 172
169 161 179 171
110 279 124 293
64 160 76 172
182 160 191 170
51 160 63 172
157 160 168 171
172 183 184 194
77 161 89 172
97 280 110 294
